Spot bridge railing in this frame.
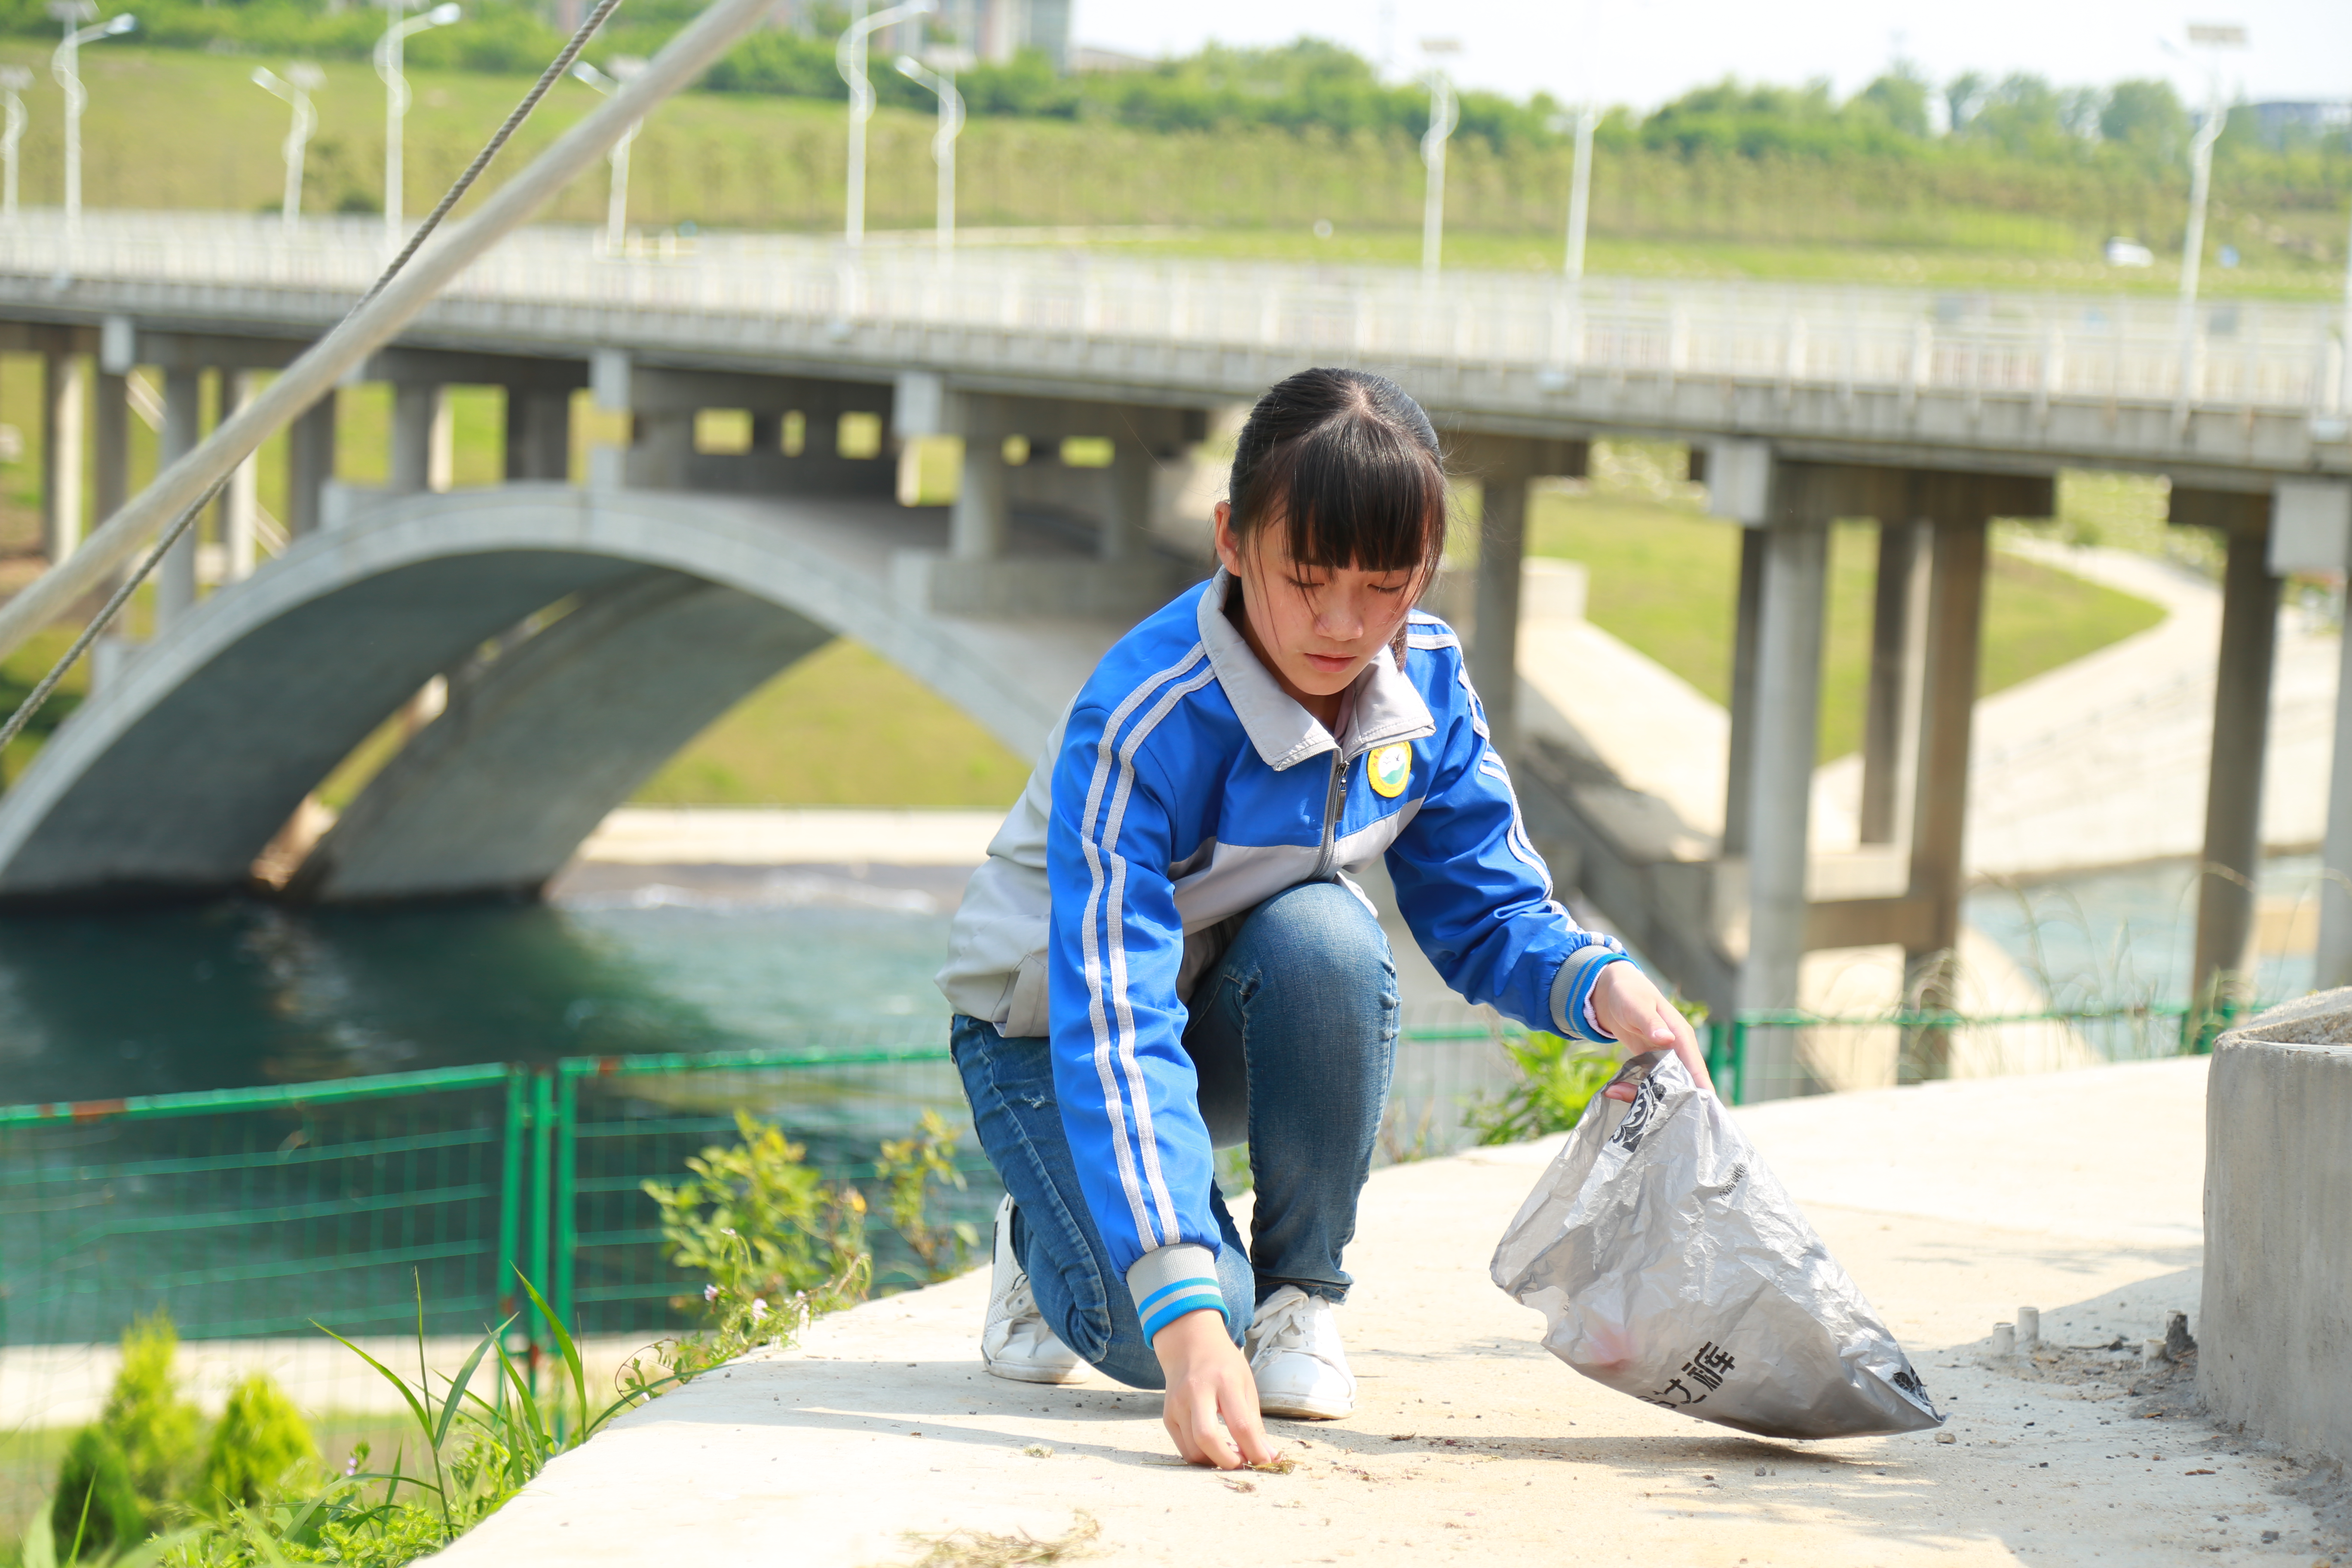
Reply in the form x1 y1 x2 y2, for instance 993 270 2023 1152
0 210 2341 416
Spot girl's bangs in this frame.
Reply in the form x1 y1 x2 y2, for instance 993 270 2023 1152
1249 415 1448 575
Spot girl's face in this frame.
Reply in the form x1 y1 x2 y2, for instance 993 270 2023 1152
1213 501 1423 710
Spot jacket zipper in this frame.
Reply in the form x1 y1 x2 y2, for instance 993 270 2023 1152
1311 749 1351 880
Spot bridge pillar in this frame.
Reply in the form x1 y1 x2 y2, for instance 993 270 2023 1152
155 365 202 630
1858 521 1932 845
1737 476 1831 1095
1730 460 2051 1093
92 367 128 536
505 389 572 482
222 371 261 582
625 408 694 490
952 435 1009 558
1899 480 2002 1068
1450 434 1587 754
1702 439 1774 864
389 383 440 495
286 396 336 539
40 348 86 564
1721 530 1766 857
2173 487 2280 1025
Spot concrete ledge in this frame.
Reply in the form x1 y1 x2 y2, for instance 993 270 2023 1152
2200 988 2352 1465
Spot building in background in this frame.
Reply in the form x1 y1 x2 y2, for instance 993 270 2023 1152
2243 100 2352 147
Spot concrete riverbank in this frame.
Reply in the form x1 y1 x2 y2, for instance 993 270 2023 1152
429 1056 2349 1568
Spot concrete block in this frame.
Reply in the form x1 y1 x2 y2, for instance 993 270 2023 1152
2267 479 2352 574
2200 989 2352 1466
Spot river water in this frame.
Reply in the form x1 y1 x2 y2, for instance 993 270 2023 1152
0 853 2322 1108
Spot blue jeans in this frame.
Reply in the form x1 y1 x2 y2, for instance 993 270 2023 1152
950 879 1399 1390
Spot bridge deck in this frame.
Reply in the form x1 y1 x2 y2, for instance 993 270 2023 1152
0 212 2340 485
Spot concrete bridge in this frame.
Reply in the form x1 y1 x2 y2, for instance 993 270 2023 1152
1 210 2349 1092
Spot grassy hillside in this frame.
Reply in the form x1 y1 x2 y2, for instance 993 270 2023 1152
1527 466 2170 764
0 44 2336 296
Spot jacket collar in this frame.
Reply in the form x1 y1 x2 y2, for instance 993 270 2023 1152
1196 567 1436 772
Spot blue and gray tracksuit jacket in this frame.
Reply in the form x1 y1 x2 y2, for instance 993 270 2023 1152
936 568 1627 1340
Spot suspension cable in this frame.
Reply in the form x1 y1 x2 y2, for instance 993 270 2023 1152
0 0 629 761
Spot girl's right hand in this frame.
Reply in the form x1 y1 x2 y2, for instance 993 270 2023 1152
1152 1309 1279 1470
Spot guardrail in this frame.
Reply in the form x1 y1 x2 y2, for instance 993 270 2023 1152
0 210 2342 416
1710 1000 2246 1104
0 1029 1516 1353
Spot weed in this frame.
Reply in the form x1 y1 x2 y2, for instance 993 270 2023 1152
1463 1032 1621 1146
876 1110 981 1283
897 1511 1101 1568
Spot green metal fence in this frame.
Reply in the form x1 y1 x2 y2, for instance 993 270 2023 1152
0 1029 1522 1354
1706 1001 2241 1105
2 1008 2225 1352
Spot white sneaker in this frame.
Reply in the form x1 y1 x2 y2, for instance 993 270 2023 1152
980 1196 1087 1384
1245 1285 1356 1420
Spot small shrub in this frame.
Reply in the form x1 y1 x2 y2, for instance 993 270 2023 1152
643 1109 872 1316
194 1375 316 1514
876 1110 980 1283
1464 1032 1622 1146
101 1312 203 1505
52 1424 148 1562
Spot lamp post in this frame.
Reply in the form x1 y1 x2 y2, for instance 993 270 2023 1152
50 4 135 250
376 0 462 245
2171 21 2245 422
834 0 933 248
251 63 324 230
894 48 967 257
1419 38 1460 279
1557 104 1596 282
570 56 646 251
0 67 30 220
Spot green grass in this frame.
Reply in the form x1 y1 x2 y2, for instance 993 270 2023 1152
1527 469 2168 764
634 640 1029 808
0 43 2335 299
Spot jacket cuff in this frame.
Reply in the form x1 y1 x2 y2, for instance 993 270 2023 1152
1550 946 1630 1045
1127 1243 1226 1341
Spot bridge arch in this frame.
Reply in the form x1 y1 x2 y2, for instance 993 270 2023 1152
0 486 1131 903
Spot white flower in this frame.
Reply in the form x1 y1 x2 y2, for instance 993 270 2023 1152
750 1298 769 1322
720 1227 736 1237
704 1283 719 1302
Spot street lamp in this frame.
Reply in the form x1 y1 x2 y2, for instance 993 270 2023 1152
0 67 30 220
1419 38 1460 279
2169 21 2246 422
894 48 967 257
834 0 934 248
251 63 324 230
376 0 462 245
1552 104 1598 282
570 56 646 251
50 4 135 249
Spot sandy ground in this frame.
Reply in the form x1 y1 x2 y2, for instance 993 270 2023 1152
429 1055 2347 1568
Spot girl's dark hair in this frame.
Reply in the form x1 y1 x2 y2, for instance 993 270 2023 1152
1227 368 1447 579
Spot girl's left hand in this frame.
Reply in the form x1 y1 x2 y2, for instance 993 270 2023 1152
1589 962 1715 1100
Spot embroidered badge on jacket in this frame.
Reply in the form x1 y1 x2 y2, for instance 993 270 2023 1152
1368 742 1412 799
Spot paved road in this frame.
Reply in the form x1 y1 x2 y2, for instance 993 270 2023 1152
428 1055 2348 1568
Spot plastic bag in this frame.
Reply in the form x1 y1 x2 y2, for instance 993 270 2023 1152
1488 1049 1942 1439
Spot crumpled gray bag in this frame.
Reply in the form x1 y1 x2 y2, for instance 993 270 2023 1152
1489 1049 1942 1439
